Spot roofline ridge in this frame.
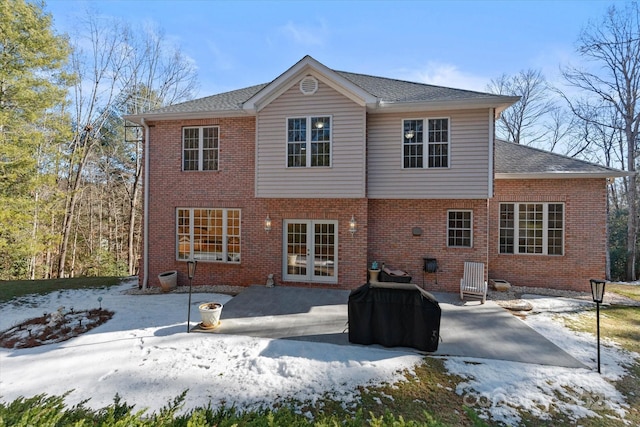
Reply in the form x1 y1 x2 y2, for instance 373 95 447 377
335 69 514 99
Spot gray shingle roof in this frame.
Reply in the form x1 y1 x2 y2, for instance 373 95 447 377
336 71 506 104
495 139 627 177
140 70 511 116
145 83 268 115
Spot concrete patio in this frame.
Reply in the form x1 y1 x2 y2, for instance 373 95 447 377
192 285 586 369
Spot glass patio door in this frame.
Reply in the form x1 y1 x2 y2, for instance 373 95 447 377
283 220 337 283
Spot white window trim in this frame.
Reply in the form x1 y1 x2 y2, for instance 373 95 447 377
282 219 338 284
499 203 565 256
176 208 241 263
447 209 473 248
401 117 450 169
285 115 333 168
182 126 219 171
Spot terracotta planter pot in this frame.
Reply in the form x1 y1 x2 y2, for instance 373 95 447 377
158 270 177 292
198 302 223 328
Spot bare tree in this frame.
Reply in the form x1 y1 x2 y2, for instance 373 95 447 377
487 69 556 145
562 2 640 280
57 15 134 277
119 25 197 275
55 13 198 277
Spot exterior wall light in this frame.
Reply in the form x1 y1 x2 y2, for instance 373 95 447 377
264 214 272 233
349 215 357 236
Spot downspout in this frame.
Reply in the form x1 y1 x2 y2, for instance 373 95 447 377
141 117 150 290
486 108 495 273
488 108 494 198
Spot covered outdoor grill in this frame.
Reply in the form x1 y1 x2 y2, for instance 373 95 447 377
348 282 441 352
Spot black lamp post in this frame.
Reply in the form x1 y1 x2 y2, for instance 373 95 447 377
187 260 197 333
590 278 606 373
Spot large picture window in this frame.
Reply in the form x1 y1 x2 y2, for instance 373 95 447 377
403 118 449 168
177 208 240 262
183 126 219 171
287 116 331 167
499 203 564 255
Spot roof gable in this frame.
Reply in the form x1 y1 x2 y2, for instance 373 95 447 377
242 55 378 113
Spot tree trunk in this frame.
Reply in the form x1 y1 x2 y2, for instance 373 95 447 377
57 137 94 278
626 130 637 280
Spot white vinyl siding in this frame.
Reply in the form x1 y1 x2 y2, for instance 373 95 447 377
256 78 366 198
368 109 491 199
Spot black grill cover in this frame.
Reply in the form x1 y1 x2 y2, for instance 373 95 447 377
348 283 441 352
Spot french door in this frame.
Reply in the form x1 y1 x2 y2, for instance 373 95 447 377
283 220 337 284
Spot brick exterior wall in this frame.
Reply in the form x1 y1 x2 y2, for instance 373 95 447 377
143 117 368 290
141 117 610 294
367 199 489 293
488 178 608 293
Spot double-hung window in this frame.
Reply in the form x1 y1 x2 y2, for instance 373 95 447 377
403 118 449 168
287 116 331 167
183 126 219 171
177 208 241 262
499 203 564 255
447 210 472 247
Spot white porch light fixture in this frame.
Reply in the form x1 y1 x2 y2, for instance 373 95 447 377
349 215 357 236
264 214 272 233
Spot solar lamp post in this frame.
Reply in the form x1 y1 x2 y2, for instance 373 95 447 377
590 279 606 374
187 260 197 333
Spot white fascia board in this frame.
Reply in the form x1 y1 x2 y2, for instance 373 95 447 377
496 171 632 180
243 55 377 113
371 96 519 114
124 110 252 124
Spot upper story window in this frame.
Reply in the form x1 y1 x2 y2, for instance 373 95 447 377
403 118 449 168
499 203 564 255
287 116 331 167
183 126 219 171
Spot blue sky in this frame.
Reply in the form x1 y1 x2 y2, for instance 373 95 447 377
44 0 621 97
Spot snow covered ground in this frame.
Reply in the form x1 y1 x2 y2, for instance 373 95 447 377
0 278 637 425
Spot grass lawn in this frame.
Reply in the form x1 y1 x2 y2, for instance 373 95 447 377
560 284 640 426
607 283 640 301
0 276 124 304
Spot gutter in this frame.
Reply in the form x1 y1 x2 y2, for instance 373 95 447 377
495 171 633 180
141 118 150 290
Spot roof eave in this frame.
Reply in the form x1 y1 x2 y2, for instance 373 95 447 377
370 96 519 114
124 109 252 124
496 171 632 180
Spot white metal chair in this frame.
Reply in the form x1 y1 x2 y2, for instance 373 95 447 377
460 261 487 304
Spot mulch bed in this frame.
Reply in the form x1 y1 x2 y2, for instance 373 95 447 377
0 308 113 349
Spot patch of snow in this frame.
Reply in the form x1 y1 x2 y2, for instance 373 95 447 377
444 295 637 425
0 279 422 413
0 282 637 425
